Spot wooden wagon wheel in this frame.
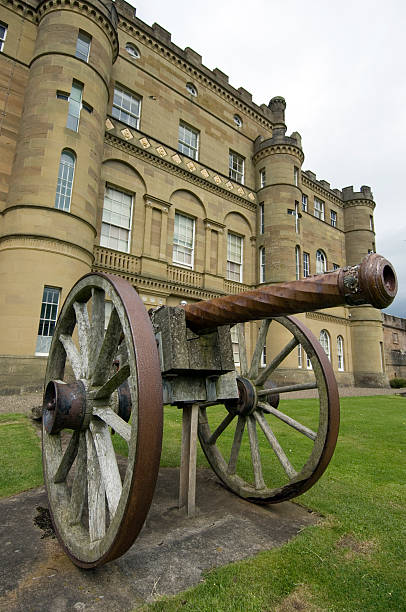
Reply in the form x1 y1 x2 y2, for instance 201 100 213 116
42 273 163 568
198 316 339 503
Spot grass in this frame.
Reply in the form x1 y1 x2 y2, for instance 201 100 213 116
1 396 405 611
0 413 43 497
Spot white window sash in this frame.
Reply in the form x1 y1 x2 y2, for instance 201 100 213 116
173 213 195 269
100 186 133 253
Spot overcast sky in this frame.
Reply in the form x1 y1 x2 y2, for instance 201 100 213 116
131 0 405 317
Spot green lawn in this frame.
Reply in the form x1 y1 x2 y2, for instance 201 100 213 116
1 396 405 611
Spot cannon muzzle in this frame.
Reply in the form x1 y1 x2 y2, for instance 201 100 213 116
183 253 397 331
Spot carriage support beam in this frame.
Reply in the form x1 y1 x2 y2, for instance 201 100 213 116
179 403 199 517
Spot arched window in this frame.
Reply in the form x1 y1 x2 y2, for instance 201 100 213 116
55 149 76 211
319 329 331 361
337 335 344 371
316 249 327 274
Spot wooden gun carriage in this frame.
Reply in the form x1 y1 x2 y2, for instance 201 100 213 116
41 253 397 568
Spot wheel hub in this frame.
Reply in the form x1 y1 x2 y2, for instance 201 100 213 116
233 376 258 416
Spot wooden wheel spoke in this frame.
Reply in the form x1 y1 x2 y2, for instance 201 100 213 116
94 364 130 400
255 336 299 386
92 307 122 387
258 402 316 441
54 431 80 483
68 433 87 525
89 288 105 377
227 416 245 475
249 319 271 380
85 429 106 541
236 323 248 376
93 406 131 443
59 334 83 379
247 415 266 489
208 412 235 445
90 419 122 517
73 302 90 377
255 412 297 479
257 382 317 397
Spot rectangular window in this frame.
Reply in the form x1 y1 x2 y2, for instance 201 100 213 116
112 86 141 129
294 166 299 186
178 121 199 160
393 332 399 344
306 352 313 370
227 233 243 282
303 252 310 277
67 81 83 131
0 22 7 52
330 210 337 227
259 202 264 234
259 247 265 283
314 197 325 220
260 168 266 188
230 326 240 366
173 213 195 268
100 186 133 252
35 287 60 355
261 344 267 367
75 30 91 62
295 200 299 233
295 246 300 280
229 150 245 184
370 215 374 231
297 344 302 368
302 194 308 212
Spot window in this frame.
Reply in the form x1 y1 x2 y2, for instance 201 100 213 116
295 246 300 280
234 114 242 127
227 233 243 282
316 249 327 274
314 197 325 220
186 82 197 96
333 263 340 270
178 121 199 160
303 252 310 277
112 86 141 129
35 287 60 355
230 326 240 366
229 150 244 184
337 336 344 371
393 332 399 344
173 213 195 268
370 215 374 231
55 149 76 211
261 344 267 367
302 194 308 212
259 202 264 234
125 43 140 58
67 81 83 131
100 186 133 252
260 168 266 188
298 344 302 368
306 352 313 370
0 22 7 52
295 200 299 233
319 330 331 361
75 31 91 62
259 247 265 283
330 210 337 227
294 166 299 186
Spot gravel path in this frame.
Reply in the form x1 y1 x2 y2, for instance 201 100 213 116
1 386 405 416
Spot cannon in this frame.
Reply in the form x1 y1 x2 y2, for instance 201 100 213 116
41 253 397 568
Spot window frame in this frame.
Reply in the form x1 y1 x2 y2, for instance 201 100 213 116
0 22 7 52
303 251 310 277
319 329 331 361
259 202 264 234
66 80 83 132
178 121 199 160
35 286 61 356
229 150 245 185
316 249 327 274
314 197 325 220
297 344 303 368
295 245 300 280
125 43 140 59
112 85 141 129
230 326 240 367
75 30 91 62
260 168 266 189
54 149 76 212
172 212 196 269
100 184 134 253
259 246 265 283
337 335 344 371
302 193 308 212
227 232 243 283
330 210 337 227
294 166 299 186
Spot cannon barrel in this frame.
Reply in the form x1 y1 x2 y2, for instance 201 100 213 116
183 253 397 331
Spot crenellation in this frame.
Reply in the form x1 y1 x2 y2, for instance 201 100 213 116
152 22 172 45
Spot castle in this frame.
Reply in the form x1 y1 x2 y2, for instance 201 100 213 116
0 0 387 393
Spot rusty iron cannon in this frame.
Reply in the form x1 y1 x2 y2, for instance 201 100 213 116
41 253 397 568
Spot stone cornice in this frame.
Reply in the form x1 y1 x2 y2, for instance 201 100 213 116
306 311 349 326
0 234 94 264
343 199 375 211
144 194 171 212
117 17 274 133
0 0 37 21
37 0 119 61
104 132 257 213
1 204 97 235
253 143 304 165
302 174 343 207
